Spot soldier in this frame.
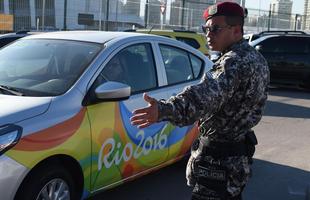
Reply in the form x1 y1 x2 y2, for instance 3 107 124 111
130 2 269 200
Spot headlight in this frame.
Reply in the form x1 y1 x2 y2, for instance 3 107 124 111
0 124 22 156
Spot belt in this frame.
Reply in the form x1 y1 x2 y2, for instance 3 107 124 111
193 131 257 158
200 137 249 157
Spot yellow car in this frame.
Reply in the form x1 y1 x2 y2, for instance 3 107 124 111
129 29 209 57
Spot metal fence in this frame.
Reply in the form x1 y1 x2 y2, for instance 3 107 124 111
0 0 307 34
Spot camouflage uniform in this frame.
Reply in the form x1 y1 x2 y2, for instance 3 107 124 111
157 39 269 199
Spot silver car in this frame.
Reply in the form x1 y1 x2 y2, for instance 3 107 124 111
0 31 212 200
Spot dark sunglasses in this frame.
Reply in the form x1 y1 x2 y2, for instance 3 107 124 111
201 24 231 34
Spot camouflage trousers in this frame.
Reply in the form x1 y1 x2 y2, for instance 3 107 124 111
186 140 251 200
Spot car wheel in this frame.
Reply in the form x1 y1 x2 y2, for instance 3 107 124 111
15 164 78 200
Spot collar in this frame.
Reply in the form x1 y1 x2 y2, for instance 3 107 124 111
221 38 247 55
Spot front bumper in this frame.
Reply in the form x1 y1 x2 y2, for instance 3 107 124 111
0 155 29 200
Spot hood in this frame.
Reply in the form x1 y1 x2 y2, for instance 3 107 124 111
0 95 52 126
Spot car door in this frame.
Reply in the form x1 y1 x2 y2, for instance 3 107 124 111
86 42 170 191
156 44 206 160
279 36 310 84
257 36 309 85
255 37 287 84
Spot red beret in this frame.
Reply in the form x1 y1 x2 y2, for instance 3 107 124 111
203 2 244 21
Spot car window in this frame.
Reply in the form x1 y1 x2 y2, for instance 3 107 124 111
99 43 157 93
0 39 101 96
190 54 203 78
175 37 200 49
256 37 279 53
159 45 194 85
258 36 310 54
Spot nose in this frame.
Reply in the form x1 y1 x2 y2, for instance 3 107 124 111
206 30 213 38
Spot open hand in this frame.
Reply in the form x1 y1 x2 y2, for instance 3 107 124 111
130 93 159 129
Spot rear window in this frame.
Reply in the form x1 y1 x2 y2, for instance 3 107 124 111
258 36 310 54
175 37 200 49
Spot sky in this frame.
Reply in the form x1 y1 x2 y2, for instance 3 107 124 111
245 0 305 14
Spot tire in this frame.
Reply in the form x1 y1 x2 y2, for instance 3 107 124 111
15 164 79 200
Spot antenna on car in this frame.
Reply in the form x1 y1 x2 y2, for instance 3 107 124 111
148 26 155 34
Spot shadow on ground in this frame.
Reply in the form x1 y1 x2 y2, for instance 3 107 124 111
264 100 310 118
261 88 310 119
90 158 310 200
269 87 310 100
89 159 192 200
244 159 310 200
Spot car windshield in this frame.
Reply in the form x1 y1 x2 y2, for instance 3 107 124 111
0 39 101 96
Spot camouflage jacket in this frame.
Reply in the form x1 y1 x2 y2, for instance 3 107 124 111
157 39 269 142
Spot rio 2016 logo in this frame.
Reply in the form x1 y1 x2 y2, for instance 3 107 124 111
98 129 168 170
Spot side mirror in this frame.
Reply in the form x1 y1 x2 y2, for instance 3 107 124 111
255 45 263 52
95 81 131 101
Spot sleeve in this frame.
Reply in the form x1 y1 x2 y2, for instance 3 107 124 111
157 56 242 127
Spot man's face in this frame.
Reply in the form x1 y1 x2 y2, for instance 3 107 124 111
204 16 235 52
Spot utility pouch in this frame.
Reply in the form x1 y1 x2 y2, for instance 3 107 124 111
194 158 228 193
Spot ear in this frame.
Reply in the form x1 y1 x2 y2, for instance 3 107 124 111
232 25 242 37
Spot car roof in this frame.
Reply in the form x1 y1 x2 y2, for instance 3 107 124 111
0 32 27 38
24 31 150 44
126 29 197 33
0 31 47 38
258 30 308 36
249 35 279 46
249 33 310 46
125 29 201 36
245 30 310 43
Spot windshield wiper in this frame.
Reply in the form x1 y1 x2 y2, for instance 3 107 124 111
0 85 23 96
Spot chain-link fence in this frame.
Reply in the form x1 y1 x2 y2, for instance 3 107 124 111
245 7 305 33
0 0 308 34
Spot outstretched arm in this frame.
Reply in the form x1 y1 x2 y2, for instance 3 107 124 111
130 93 159 129
131 57 242 128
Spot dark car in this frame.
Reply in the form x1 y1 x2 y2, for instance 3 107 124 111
250 31 310 89
244 30 307 43
0 31 34 48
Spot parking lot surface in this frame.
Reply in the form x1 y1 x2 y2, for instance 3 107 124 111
91 88 310 200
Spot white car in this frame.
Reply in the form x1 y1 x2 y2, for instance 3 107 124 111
0 31 213 200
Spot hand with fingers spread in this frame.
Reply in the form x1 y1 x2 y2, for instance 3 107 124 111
130 93 159 129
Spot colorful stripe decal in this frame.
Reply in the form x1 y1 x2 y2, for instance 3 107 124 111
13 108 86 151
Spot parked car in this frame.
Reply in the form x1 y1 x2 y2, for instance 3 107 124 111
126 29 210 57
0 31 36 48
244 30 307 43
243 32 260 42
0 31 213 200
250 31 310 89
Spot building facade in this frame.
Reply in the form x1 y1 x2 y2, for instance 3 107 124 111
0 0 306 33
0 0 145 32
270 0 293 29
169 0 214 29
304 0 310 29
